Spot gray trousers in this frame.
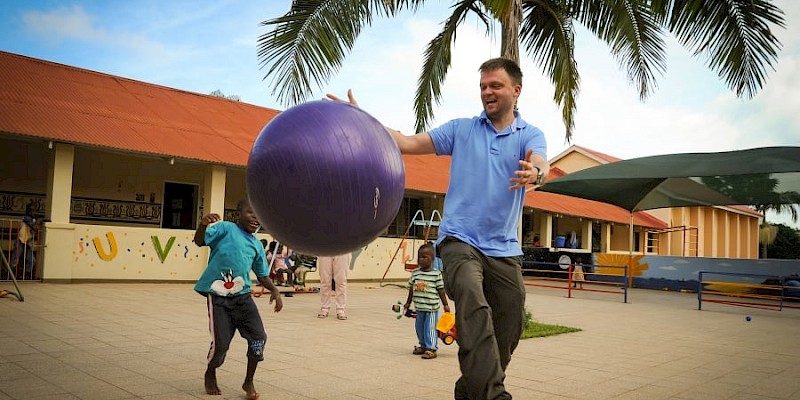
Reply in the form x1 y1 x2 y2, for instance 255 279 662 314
439 237 526 400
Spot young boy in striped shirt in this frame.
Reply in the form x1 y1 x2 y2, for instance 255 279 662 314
404 243 451 359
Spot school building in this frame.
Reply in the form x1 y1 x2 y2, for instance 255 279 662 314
0 50 764 284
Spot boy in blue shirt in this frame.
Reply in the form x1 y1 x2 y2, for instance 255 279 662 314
193 198 283 399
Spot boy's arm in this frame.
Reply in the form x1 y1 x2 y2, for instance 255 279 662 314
404 282 413 309
257 275 283 312
438 288 451 313
194 214 221 246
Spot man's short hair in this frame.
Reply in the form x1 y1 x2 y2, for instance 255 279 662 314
479 58 523 86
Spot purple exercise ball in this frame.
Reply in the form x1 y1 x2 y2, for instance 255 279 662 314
246 100 405 256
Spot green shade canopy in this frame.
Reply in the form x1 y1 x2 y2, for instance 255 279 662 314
539 147 800 212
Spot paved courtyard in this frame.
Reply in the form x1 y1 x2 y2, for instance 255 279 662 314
1 281 799 400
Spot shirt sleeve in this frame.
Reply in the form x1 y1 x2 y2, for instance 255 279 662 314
428 119 461 156
252 246 269 278
204 221 226 247
523 125 547 159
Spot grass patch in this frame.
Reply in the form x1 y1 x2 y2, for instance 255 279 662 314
521 310 581 339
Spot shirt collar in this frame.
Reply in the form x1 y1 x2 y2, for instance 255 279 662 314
479 110 528 134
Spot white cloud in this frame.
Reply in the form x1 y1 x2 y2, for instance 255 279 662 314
21 5 168 60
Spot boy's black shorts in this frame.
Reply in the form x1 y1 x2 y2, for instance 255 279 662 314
206 293 267 367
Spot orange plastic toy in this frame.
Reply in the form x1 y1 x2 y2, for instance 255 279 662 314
436 312 457 345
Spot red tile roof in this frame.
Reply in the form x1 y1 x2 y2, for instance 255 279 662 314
0 51 278 166
525 191 667 228
572 145 622 163
402 154 451 194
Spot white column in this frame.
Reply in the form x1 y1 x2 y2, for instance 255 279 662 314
582 220 592 251
43 143 76 282
45 143 74 223
203 165 227 217
543 214 553 249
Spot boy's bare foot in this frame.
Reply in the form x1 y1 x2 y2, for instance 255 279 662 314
204 368 221 395
242 380 259 399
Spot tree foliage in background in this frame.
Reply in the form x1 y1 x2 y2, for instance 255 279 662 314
209 89 241 102
257 0 785 142
703 173 800 224
764 223 800 260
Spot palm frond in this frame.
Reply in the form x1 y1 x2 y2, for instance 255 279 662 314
414 0 489 132
257 0 395 105
576 0 667 100
664 0 785 98
520 0 579 143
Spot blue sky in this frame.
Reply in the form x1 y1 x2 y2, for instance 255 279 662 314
1 0 798 227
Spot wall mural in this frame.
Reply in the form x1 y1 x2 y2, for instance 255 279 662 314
590 253 800 292
151 235 176 263
75 226 204 279
92 232 118 261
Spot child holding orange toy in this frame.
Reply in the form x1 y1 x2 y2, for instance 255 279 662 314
404 243 451 359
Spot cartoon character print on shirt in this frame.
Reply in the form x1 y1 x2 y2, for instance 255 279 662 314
414 280 428 292
210 269 245 296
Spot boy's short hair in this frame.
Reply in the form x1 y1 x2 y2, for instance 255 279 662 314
419 243 434 253
236 197 250 211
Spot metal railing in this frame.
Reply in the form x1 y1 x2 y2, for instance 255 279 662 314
0 218 43 282
698 271 800 311
522 261 629 303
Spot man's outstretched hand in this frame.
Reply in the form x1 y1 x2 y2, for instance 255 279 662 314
326 89 359 108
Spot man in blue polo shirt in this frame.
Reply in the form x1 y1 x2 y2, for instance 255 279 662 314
329 57 549 400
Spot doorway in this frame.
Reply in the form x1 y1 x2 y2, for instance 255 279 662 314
162 182 198 229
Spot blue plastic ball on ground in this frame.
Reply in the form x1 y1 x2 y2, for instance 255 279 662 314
247 100 405 256
745 315 751 321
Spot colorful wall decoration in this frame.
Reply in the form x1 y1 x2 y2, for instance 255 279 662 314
591 253 800 292
68 224 415 282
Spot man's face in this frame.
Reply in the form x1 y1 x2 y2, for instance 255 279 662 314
480 68 521 122
237 204 260 233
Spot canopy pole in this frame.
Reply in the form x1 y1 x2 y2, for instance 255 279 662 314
626 212 633 303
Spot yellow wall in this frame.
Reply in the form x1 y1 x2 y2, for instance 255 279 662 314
552 151 599 174
43 222 424 283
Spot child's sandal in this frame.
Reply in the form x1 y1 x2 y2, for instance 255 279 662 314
422 350 437 359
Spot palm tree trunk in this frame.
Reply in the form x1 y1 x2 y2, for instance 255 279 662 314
499 0 522 64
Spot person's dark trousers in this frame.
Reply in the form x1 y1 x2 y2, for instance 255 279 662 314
206 293 267 369
438 237 526 400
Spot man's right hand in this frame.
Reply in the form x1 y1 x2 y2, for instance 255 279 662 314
325 89 359 108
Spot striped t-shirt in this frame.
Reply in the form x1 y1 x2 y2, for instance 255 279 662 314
408 269 445 311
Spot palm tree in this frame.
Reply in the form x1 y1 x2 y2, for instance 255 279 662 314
759 222 778 258
703 173 800 258
702 173 800 222
257 0 784 143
